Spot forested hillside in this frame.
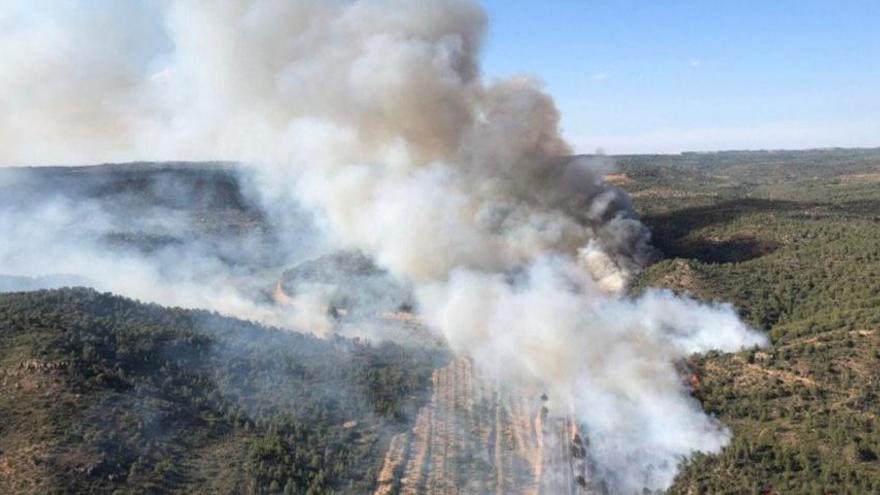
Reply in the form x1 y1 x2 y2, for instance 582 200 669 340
1 149 878 494
0 288 444 494
621 149 880 494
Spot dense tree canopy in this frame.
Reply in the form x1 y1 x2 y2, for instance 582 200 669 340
0 288 444 494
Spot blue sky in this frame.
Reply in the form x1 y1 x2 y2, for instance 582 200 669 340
480 0 880 153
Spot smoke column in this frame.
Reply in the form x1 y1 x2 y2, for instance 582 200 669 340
0 0 767 492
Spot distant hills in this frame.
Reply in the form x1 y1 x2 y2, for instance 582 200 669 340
1 148 879 493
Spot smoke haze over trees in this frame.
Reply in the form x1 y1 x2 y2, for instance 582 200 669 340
0 1 790 493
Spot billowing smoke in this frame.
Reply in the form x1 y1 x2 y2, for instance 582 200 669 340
0 0 767 492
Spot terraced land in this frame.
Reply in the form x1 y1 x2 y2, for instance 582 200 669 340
376 357 594 495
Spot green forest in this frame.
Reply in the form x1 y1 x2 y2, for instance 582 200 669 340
622 149 880 494
0 288 445 494
0 148 878 494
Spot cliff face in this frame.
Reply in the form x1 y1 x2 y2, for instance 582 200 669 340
374 357 596 495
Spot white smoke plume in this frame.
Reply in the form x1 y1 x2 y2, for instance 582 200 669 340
0 0 767 492
0 190 307 330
